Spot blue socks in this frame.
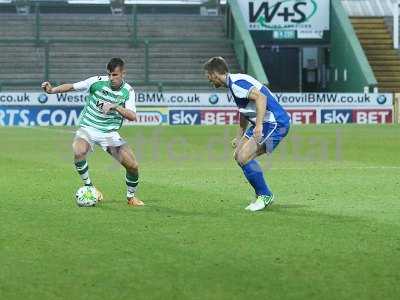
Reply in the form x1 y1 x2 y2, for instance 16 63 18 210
241 160 271 196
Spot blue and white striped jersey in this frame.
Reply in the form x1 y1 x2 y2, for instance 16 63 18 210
227 73 290 125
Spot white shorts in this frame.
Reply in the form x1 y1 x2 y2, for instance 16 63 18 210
74 126 126 151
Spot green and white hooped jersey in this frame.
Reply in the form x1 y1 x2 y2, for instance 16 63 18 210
73 76 136 132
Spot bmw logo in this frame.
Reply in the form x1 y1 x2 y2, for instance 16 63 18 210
38 93 48 104
377 95 387 105
209 94 219 105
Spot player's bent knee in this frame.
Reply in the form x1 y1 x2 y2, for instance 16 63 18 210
73 149 87 160
125 161 139 173
234 151 240 164
235 151 249 166
72 142 89 160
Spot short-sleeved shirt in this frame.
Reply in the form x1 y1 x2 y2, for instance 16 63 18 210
227 73 290 126
73 76 136 132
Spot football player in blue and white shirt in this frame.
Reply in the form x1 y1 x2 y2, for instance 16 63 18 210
204 57 290 212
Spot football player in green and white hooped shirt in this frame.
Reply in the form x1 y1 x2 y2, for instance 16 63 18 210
41 58 144 206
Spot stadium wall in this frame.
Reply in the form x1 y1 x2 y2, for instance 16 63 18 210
395 94 400 123
226 0 269 85
0 92 393 126
328 0 377 92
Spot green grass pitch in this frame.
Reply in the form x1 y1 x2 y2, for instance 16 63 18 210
1 125 400 300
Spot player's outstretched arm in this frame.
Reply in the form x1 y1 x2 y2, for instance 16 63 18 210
248 88 267 143
232 113 248 148
113 106 137 122
41 81 75 94
101 102 136 122
103 87 137 122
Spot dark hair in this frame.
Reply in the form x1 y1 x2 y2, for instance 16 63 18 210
203 56 229 75
107 57 125 72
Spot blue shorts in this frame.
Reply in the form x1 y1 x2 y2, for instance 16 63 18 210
245 122 290 153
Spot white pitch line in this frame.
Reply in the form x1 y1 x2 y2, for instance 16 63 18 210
267 166 400 170
149 166 400 171
24 126 75 134
16 128 400 171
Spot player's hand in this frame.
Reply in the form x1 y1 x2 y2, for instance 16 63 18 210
231 137 238 149
102 102 117 114
41 81 53 94
253 125 263 143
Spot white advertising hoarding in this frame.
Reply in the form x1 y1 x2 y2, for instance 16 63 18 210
0 92 392 107
238 0 330 37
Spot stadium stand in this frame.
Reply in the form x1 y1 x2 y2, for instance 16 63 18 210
0 1 240 91
0 12 43 89
343 0 400 92
351 17 400 93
